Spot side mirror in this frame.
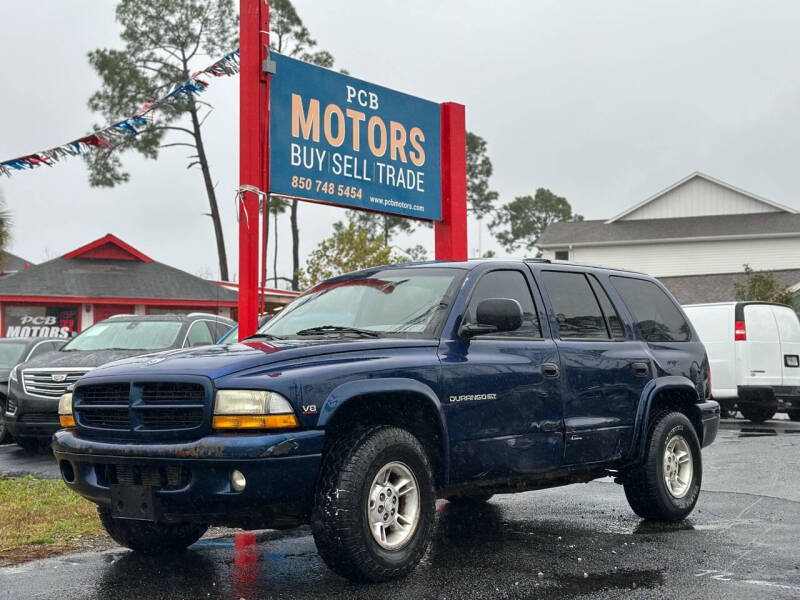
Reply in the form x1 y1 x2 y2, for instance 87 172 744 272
461 298 523 338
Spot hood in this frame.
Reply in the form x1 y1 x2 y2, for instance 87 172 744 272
83 338 437 381
18 349 154 371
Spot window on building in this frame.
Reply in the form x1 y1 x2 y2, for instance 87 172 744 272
464 270 541 338
554 250 569 261
540 271 609 340
611 276 691 342
3 306 77 338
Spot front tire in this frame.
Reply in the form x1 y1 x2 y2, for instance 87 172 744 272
311 426 436 582
624 411 702 521
739 403 776 423
97 506 208 554
0 412 10 444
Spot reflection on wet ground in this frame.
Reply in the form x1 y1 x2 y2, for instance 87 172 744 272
3 477 799 600
719 417 800 437
2 418 800 599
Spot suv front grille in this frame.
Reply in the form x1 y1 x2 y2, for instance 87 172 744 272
82 383 130 405
81 408 131 429
74 382 207 435
141 382 205 404
6 396 17 414
22 370 90 399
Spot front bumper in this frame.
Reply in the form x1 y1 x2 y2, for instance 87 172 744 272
5 390 60 439
697 400 720 448
52 428 325 526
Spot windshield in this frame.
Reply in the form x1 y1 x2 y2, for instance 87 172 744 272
258 268 464 339
62 320 183 351
0 343 28 369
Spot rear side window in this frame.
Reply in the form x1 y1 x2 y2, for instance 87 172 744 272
540 271 609 340
611 276 691 342
588 275 626 339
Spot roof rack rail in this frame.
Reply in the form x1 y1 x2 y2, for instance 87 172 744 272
187 312 221 319
523 258 551 263
106 314 138 318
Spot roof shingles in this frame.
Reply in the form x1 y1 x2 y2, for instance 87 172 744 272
538 212 800 247
0 257 237 303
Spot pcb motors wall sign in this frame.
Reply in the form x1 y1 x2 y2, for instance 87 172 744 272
269 53 442 221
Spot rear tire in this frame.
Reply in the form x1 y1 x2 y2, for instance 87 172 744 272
311 426 436 582
623 411 702 521
739 403 776 423
97 506 208 554
787 409 800 422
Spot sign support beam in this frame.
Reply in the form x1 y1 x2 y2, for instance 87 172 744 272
435 102 468 261
238 0 269 340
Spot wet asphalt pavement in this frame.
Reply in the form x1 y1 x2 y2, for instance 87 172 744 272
2 418 800 599
0 443 59 479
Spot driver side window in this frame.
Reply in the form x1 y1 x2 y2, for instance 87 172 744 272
185 321 214 347
465 270 541 338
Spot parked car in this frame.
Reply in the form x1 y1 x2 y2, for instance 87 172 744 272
683 302 800 422
0 337 66 443
54 260 719 581
217 315 273 344
5 313 233 451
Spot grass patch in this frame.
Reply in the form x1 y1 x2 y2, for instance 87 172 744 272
0 475 106 561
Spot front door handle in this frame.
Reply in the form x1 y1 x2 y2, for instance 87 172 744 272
542 363 560 379
632 362 650 377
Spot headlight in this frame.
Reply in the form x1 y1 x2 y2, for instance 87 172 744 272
58 393 75 428
9 365 19 383
212 390 298 430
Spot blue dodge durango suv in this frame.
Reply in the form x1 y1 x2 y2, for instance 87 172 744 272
53 259 719 581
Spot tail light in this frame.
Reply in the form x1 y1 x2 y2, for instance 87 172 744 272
734 320 747 341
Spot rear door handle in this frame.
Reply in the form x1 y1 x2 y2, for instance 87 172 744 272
632 362 650 377
542 363 560 379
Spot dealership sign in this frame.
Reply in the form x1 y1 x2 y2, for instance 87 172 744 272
269 53 442 221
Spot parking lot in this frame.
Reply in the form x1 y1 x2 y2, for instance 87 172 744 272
0 416 798 599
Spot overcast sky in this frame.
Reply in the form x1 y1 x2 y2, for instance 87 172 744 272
2 1 800 283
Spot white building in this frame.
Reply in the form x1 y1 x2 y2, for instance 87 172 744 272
538 172 800 304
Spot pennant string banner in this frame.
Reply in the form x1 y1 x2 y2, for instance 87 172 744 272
0 49 241 178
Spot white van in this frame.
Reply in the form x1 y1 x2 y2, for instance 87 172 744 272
683 302 800 423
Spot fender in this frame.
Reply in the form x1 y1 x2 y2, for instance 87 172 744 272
317 377 450 482
628 375 701 462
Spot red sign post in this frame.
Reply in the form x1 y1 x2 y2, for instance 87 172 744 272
238 0 269 340
238 0 467 340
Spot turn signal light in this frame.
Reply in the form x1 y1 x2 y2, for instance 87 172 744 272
734 320 747 341
212 414 298 430
59 415 76 428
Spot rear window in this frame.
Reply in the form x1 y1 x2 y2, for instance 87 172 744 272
773 307 800 343
611 276 691 342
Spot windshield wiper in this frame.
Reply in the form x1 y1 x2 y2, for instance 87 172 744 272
244 333 283 341
294 325 381 338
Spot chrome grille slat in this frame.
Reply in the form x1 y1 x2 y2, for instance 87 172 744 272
22 370 90 399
